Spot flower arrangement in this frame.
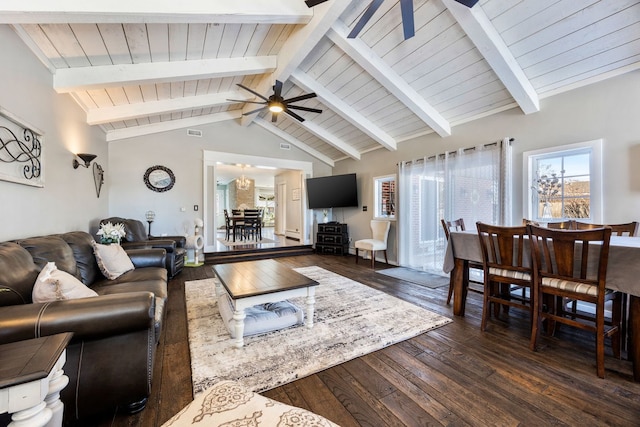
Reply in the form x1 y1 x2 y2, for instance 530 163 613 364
97 222 126 244
532 167 561 204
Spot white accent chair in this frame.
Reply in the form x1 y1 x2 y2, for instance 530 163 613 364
355 220 391 269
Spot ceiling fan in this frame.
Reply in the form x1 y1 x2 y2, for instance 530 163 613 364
227 80 322 123
306 0 479 40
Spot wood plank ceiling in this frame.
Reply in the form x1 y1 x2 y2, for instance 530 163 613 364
3 0 639 167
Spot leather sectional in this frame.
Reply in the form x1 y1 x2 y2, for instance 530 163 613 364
0 230 168 422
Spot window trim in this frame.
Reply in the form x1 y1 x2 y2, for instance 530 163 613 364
373 174 396 220
522 139 603 223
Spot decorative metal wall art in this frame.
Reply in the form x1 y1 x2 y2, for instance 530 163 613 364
0 108 44 187
93 162 104 197
144 165 175 192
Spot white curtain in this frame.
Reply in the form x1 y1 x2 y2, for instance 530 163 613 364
397 138 512 274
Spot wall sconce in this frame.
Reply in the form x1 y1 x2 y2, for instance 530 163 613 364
73 153 97 169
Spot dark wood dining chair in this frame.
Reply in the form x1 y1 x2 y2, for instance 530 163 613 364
575 221 638 236
441 218 484 305
527 224 621 378
241 210 261 241
223 209 232 240
476 222 533 331
546 220 576 230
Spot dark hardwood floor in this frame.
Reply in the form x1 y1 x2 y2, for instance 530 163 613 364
90 254 640 427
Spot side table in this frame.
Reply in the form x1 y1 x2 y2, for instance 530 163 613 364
0 333 73 427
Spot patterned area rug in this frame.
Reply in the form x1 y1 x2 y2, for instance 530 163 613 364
185 266 452 397
216 237 276 246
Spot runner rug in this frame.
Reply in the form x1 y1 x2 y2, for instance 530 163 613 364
185 266 452 396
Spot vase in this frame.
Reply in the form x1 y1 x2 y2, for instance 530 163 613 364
101 237 120 245
542 202 552 219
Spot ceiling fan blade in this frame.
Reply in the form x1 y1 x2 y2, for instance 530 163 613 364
273 80 283 99
283 92 317 103
455 0 479 7
242 106 268 116
305 0 328 7
348 0 385 39
400 0 415 40
287 105 323 114
236 83 269 102
226 99 267 105
284 108 305 122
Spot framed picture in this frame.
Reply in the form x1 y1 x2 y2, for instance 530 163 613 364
0 108 44 187
292 188 300 201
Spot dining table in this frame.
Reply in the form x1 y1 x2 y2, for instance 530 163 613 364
443 230 640 381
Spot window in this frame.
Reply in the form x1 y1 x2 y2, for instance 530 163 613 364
373 175 396 220
523 140 602 223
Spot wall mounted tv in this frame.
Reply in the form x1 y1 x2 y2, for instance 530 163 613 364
306 173 358 209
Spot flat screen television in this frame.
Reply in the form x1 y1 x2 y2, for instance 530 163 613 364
306 173 358 209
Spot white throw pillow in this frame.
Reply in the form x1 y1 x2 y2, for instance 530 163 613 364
92 241 135 280
33 262 98 303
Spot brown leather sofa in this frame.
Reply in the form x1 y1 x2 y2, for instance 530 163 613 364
100 216 186 278
0 231 168 422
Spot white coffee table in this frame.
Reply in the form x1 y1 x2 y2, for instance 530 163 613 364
213 259 319 348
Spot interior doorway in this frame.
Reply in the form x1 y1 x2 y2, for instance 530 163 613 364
202 151 313 253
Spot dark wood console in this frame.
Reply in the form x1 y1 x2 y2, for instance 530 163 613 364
315 222 349 255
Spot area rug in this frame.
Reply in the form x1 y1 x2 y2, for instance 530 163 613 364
376 267 450 289
217 237 276 246
185 266 452 397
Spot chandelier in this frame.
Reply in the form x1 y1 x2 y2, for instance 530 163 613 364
236 168 251 191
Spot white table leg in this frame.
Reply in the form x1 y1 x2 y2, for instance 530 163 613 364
44 352 68 427
232 308 246 348
306 287 316 328
9 402 52 427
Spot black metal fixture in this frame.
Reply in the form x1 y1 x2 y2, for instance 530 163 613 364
307 0 479 40
73 153 97 169
145 210 155 237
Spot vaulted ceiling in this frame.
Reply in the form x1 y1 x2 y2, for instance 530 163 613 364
3 0 639 167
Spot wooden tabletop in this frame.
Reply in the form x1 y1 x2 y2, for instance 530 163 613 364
213 259 318 299
0 333 73 389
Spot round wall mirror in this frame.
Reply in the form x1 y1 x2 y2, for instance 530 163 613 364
144 165 175 192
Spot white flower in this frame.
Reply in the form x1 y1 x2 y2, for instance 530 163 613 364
97 222 126 239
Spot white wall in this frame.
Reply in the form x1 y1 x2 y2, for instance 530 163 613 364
335 70 640 265
108 120 331 242
0 25 108 241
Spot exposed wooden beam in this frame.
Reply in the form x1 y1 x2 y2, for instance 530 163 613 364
54 56 277 93
87 91 252 125
241 0 352 126
105 110 240 141
254 118 335 167
442 0 539 114
328 22 451 137
290 71 397 151
296 119 361 161
0 1 312 24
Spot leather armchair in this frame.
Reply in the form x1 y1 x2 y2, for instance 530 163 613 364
101 217 186 278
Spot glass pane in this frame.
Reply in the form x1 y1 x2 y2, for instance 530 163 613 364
563 152 590 176
564 197 590 218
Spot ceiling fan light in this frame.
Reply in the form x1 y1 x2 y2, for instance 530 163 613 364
269 102 284 113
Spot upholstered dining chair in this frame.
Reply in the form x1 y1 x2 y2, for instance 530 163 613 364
476 222 533 332
441 218 484 305
527 224 621 378
355 220 391 269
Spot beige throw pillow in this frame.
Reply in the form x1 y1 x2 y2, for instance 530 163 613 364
33 262 98 303
92 241 135 280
